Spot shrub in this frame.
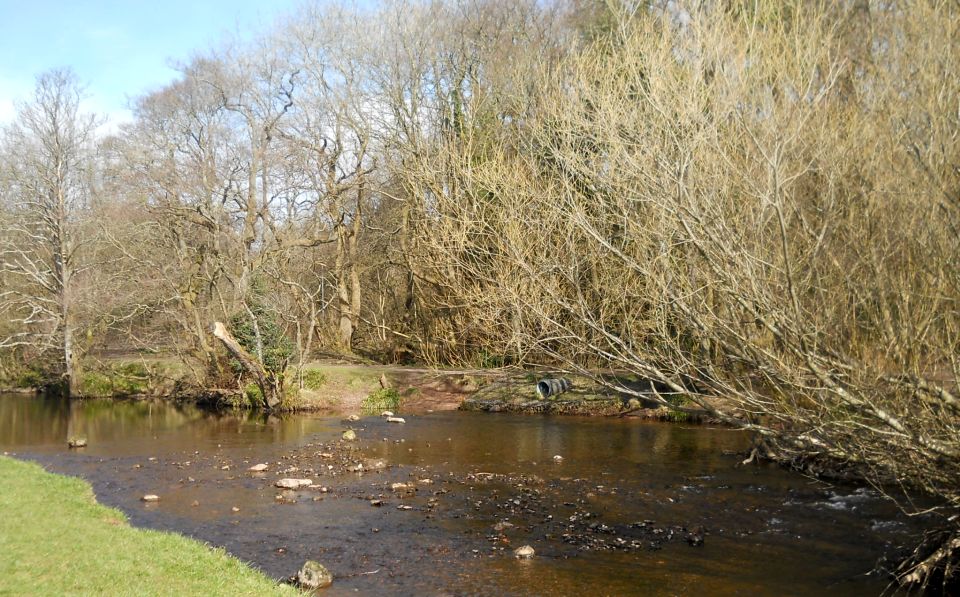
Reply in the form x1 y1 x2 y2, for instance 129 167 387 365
361 388 402 412
300 369 327 390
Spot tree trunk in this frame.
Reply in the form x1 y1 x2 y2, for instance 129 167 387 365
349 184 363 343
212 322 280 409
336 224 354 351
63 323 80 396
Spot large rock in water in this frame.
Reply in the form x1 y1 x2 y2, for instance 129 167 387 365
514 545 535 559
342 429 357 441
275 478 313 489
297 560 333 589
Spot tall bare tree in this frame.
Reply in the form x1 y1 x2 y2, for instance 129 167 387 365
0 69 99 395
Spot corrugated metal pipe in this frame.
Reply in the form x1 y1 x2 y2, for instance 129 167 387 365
536 377 572 399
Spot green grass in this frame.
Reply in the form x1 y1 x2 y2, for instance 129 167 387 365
0 456 298 597
666 394 692 422
361 387 402 412
299 368 327 390
79 363 152 397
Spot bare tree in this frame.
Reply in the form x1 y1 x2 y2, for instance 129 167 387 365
404 1 960 586
0 69 100 395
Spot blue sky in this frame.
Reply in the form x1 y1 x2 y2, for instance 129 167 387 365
0 0 305 126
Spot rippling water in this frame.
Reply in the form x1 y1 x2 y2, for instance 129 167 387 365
0 393 925 595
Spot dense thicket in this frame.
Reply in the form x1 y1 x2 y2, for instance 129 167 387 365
1 0 957 586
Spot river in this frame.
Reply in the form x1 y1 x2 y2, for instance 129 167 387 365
0 392 925 595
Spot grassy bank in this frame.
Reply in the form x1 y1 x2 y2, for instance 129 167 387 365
0 456 297 596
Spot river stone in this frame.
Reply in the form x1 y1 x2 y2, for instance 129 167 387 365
364 458 387 470
346 414 360 422
297 560 333 590
275 478 313 489
248 463 268 472
67 437 87 448
386 417 406 424
342 429 357 441
141 494 159 502
514 545 535 559
553 454 564 462
381 411 394 417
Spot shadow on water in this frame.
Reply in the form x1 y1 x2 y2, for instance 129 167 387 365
0 392 927 595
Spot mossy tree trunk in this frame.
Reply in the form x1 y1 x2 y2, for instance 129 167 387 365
211 322 280 409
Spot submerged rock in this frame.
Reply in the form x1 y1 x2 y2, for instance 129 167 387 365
297 560 333 590
141 494 159 502
364 458 388 470
248 463 269 472
342 429 357 441
67 437 87 448
275 478 313 489
514 545 535 559
686 526 705 547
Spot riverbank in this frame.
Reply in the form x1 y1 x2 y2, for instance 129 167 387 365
0 455 297 596
2 359 673 417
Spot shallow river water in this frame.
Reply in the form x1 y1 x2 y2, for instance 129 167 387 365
0 393 926 595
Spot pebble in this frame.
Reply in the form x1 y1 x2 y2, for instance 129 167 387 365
248 463 268 472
